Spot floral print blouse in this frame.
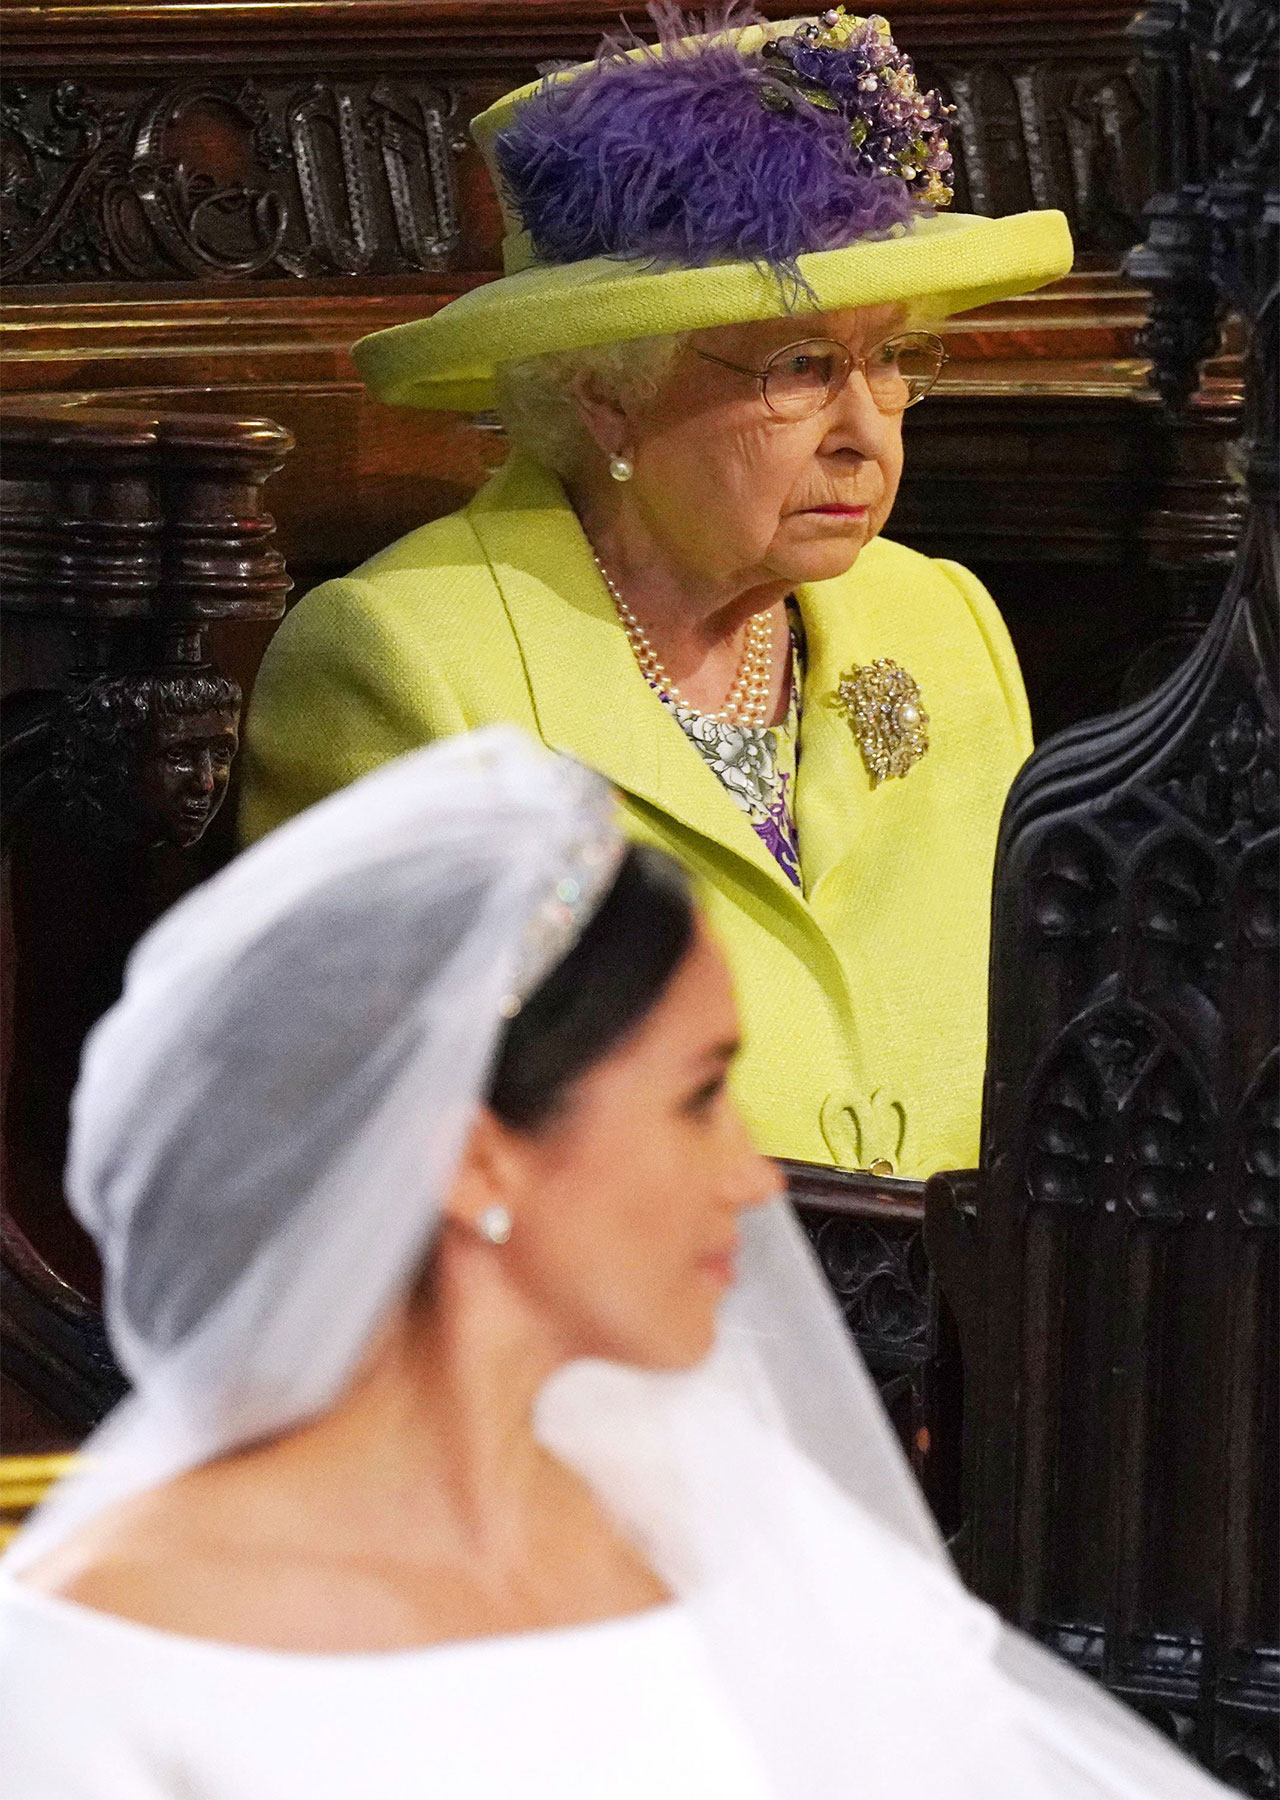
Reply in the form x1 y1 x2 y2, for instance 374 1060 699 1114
661 615 804 888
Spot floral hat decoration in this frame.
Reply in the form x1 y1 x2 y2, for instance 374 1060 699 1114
354 6 1072 412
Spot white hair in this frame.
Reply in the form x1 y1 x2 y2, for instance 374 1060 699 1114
494 334 688 480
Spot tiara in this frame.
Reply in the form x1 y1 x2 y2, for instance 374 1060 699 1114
506 780 627 1012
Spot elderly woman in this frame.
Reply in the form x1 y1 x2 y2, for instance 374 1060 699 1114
2 732 1226 1797
242 10 1073 1176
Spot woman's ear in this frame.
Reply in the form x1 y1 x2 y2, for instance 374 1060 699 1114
568 370 634 463
440 1108 527 1236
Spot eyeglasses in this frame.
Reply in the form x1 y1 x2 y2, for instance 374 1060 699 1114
694 330 948 421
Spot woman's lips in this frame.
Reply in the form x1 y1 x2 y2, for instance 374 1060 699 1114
804 504 869 518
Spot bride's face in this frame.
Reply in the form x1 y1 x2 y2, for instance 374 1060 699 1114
505 923 776 1369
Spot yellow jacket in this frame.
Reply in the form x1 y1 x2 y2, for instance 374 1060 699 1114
241 453 1031 1175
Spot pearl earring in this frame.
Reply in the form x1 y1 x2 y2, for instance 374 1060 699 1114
608 454 634 483
476 1203 512 1246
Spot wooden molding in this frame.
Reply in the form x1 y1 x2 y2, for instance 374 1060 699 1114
0 1 1147 69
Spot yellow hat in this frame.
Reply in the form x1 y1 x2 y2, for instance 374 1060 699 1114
354 14 1073 413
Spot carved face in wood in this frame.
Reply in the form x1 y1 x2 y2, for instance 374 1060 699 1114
53 671 242 849
137 707 239 847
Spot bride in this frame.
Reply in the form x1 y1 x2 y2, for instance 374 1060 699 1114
1 729 1223 1797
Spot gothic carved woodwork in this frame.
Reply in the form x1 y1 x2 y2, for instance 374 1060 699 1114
0 44 1150 287
925 0 1278 1783
1 404 293 1440
0 1209 126 1438
917 51 1147 248
0 77 466 284
783 1161 963 1530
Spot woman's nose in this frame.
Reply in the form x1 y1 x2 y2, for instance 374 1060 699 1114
822 367 899 458
727 1124 780 1214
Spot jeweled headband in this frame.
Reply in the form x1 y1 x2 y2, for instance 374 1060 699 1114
496 6 955 284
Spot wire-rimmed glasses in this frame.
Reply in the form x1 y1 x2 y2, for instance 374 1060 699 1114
694 330 948 420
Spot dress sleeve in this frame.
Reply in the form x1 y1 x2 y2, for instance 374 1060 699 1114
931 558 1034 759
238 576 469 845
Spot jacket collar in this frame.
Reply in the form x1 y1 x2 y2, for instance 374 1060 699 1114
466 454 806 901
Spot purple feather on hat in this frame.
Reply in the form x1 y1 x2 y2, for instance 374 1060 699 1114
494 5 954 288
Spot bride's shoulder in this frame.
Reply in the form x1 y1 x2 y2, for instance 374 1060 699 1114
12 1467 251 1640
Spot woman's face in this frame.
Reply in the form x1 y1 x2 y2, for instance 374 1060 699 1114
622 303 908 590
494 922 776 1370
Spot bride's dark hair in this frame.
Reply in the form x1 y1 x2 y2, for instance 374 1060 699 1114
488 845 695 1130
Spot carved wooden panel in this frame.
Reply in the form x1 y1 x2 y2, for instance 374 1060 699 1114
783 1160 964 1530
917 51 1148 247
0 44 1152 288
925 0 1279 1779
1 76 470 285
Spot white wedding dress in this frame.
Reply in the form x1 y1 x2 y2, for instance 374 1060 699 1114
0 1583 772 1799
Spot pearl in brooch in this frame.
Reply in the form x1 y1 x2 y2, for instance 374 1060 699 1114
591 548 775 729
831 658 930 785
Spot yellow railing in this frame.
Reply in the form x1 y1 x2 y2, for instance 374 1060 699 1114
0 1454 78 1550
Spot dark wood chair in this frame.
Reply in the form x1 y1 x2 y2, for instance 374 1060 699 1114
925 0 1278 1783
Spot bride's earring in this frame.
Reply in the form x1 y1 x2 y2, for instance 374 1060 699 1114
476 1203 512 1246
608 453 634 483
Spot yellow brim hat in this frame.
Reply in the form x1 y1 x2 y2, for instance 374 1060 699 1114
354 16 1074 414
355 209 1073 414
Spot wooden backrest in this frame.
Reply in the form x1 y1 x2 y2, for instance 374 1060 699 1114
925 0 1278 1778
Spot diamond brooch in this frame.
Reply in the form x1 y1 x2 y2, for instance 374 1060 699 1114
831 658 930 786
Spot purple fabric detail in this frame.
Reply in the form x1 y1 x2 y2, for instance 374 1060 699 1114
754 774 802 887
495 6 920 284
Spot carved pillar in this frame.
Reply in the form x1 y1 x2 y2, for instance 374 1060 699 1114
926 0 1278 1786
1 404 293 1440
1122 0 1247 690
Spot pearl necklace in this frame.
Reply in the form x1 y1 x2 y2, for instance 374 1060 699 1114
591 550 775 728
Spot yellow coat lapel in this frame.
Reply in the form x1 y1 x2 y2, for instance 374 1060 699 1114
791 576 880 905
467 455 807 903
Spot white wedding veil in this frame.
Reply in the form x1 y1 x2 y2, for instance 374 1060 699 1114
4 727 1226 1798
